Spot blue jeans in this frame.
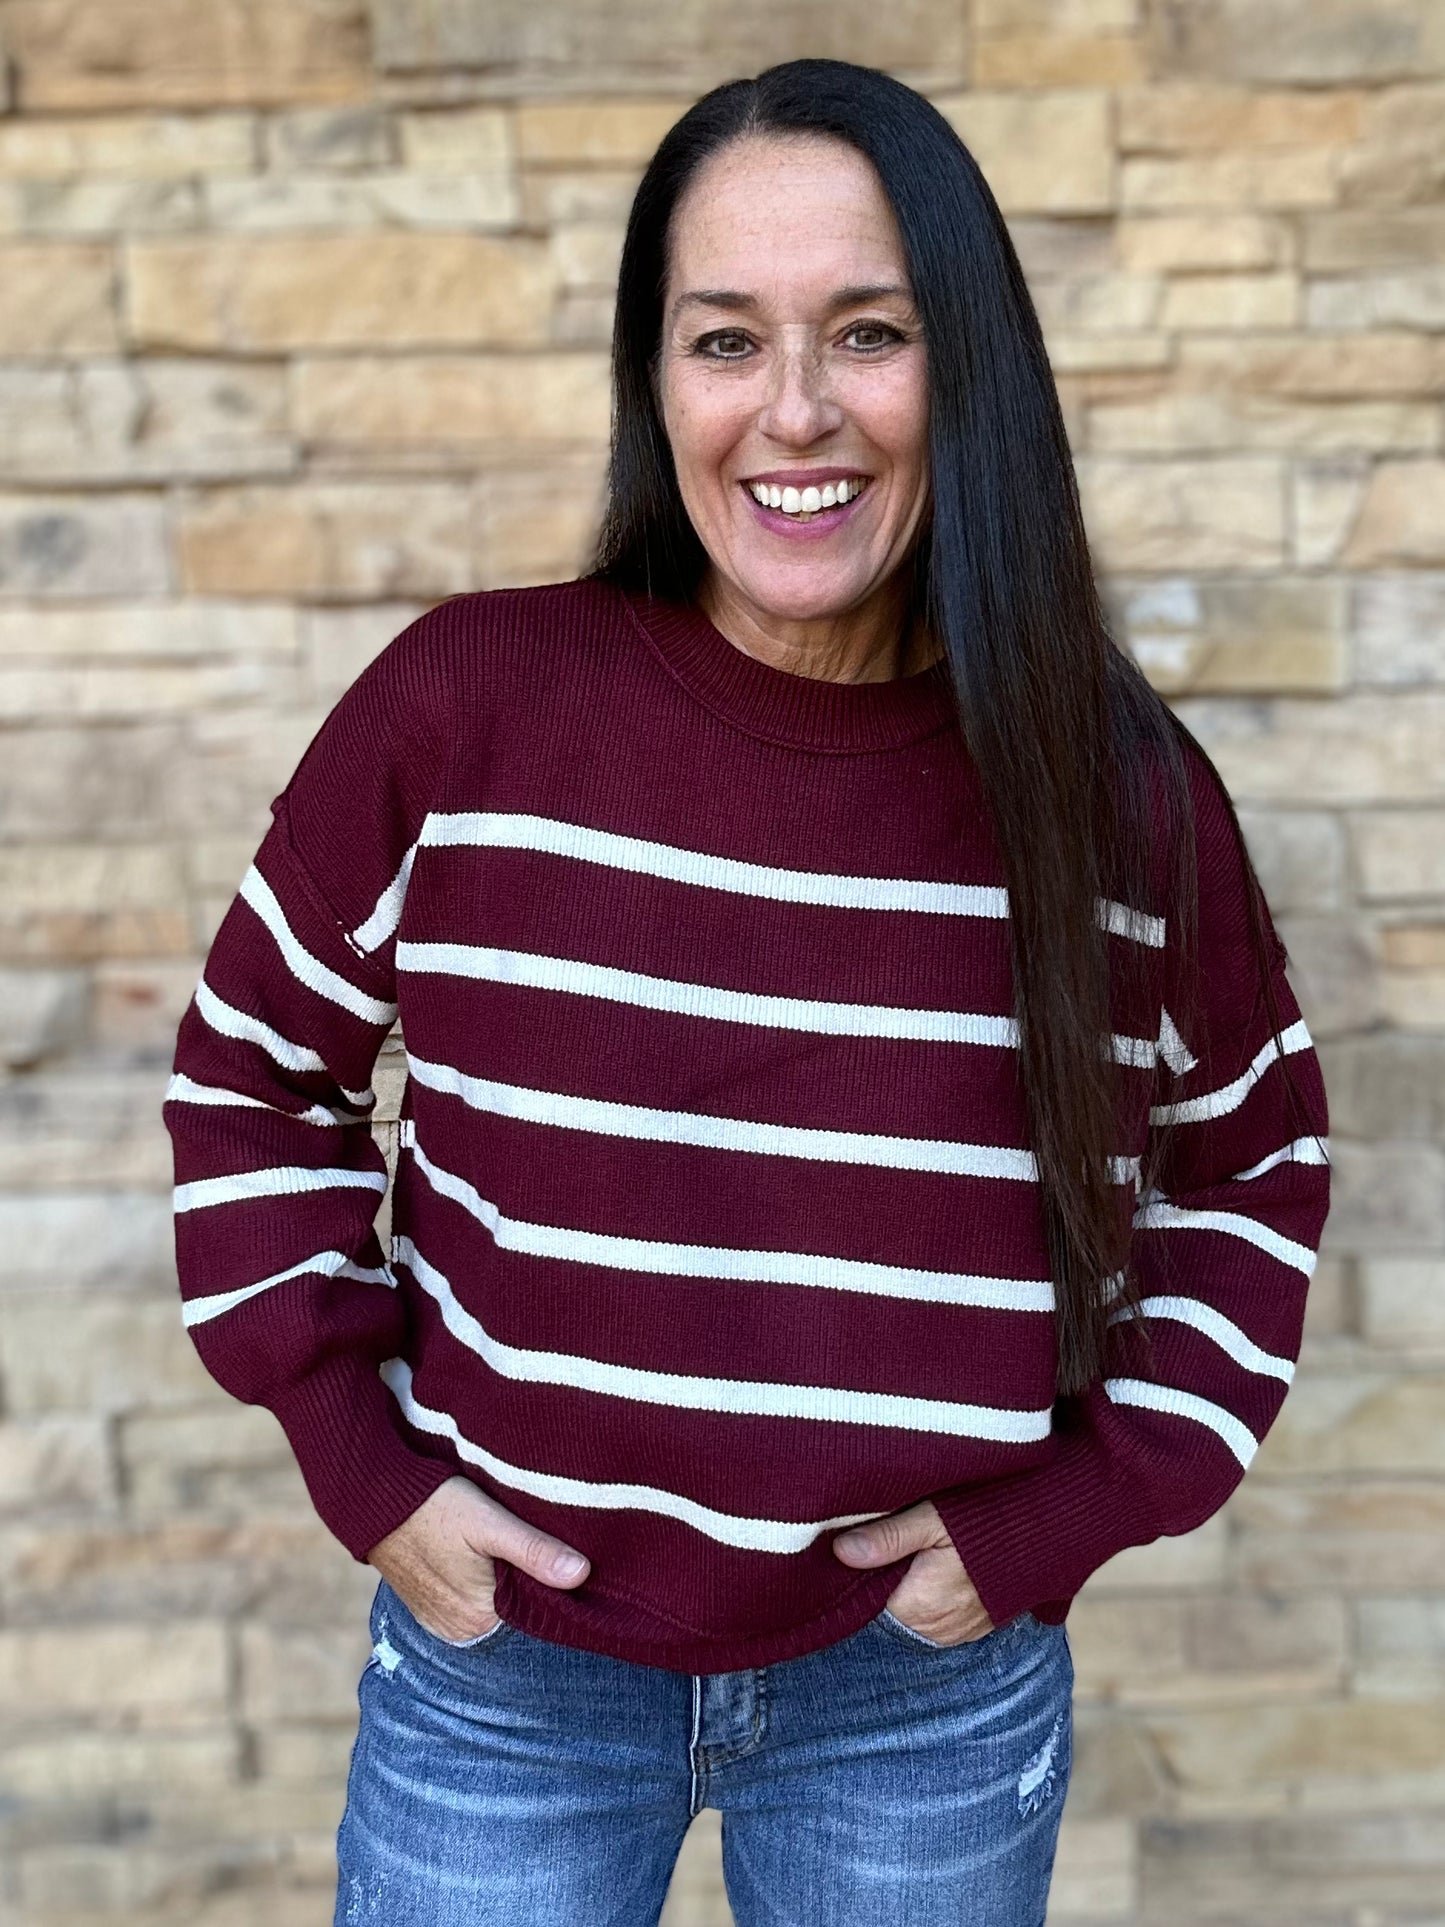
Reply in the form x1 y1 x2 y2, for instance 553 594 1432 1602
334 1575 1074 1925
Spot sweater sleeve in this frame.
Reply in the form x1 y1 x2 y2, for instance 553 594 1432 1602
930 758 1332 1627
161 602 469 1563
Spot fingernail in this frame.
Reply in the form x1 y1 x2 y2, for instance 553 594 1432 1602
835 1534 866 1556
553 1552 587 1580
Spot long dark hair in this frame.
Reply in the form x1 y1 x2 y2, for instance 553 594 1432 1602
588 58 1313 1398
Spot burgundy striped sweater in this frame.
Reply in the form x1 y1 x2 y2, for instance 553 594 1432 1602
163 577 1331 1673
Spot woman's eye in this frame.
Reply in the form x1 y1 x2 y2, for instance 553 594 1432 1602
844 322 903 351
696 331 752 360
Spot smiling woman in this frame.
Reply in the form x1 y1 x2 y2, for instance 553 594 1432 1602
161 55 1331 1927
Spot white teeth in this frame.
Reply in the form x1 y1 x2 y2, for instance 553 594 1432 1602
748 477 868 515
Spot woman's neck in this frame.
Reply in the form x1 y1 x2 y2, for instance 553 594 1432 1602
697 569 941 685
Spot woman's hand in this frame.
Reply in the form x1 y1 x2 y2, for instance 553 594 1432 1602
367 1476 590 1644
832 1498 997 1645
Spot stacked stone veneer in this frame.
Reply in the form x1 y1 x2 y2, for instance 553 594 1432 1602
0 2 1442 1921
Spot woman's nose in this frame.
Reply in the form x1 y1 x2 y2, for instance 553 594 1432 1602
756 347 845 445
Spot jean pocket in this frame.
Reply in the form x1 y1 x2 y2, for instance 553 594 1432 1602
875 1604 1037 1652
433 1614 515 1649
379 1577 519 1652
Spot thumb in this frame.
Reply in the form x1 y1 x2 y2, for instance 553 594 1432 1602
832 1503 935 1567
461 1494 590 1590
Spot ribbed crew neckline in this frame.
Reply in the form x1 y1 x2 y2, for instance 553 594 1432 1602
621 586 958 755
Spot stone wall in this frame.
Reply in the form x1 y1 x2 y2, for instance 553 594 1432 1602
0 2 1442 1921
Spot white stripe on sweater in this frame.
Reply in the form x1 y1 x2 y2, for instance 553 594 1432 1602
164 1071 368 1130
174 1164 386 1213
1230 1134 1331 1180
400 811 1165 946
399 1123 1056 1310
1104 1376 1259 1469
406 1050 1139 1185
1149 1020 1314 1126
395 941 1162 1066
380 1357 891 1554
238 863 397 1027
193 978 374 1109
1108 1294 1296 1382
1132 1196 1317 1275
182 1249 394 1327
393 1235 1057 1442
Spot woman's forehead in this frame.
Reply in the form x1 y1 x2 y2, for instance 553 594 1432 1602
665 137 910 302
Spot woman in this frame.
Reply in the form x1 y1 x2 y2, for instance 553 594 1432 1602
163 58 1331 1926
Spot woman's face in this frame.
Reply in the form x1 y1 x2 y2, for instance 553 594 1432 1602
656 133 931 633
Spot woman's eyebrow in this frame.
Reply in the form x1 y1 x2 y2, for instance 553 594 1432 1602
669 282 914 322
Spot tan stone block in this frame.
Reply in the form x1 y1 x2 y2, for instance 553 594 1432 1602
1152 0 1445 85
0 172 205 236
1353 1596 1445 1702
22 349 262 487
975 0 1140 27
240 1620 372 1724
1063 1595 1188 1702
1124 149 1338 212
120 1404 304 1520
1361 1258 1445 1352
1143 1698 1445 1806
0 111 257 176
0 242 116 353
1354 572 1445 683
1046 1816 1137 1917
0 491 170 598
0 1727 240 1798
1179 328 1444 396
521 167 642 228
1229 1480 1445 1591
1352 811 1445 898
1342 81 1445 206
1300 1249 1354 1341
0 1620 228 1722
974 33 1146 87
512 97 688 167
0 1287 205 1409
1093 390 1430 457
1118 84 1366 151
1235 811 1351 921
263 105 391 172
473 454 608 588
1381 925 1445 1030
1272 910 1381 1036
253 1722 358 1784
934 91 1113 213
396 103 512 172
1257 1371 1445 1477
551 220 624 291
90 955 203 1058
1079 456 1285 570
292 353 610 454
0 1067 180 1187
300 601 430 699
1292 456 1371 569
127 232 555 351
1116 212 1289 271
1317 1032 1445 1140
1034 272 1163 333
0 721 183 842
1085 1514 1228 1593
175 481 477 599
1305 207 1445 270
1326 1137 1445 1251
0 1416 113 1516
1342 461 1445 567
1309 266 1445 330
1187 1591 1348 1675
5 0 371 112
203 167 519 232
372 0 968 84
1176 691 1445 805
1115 572 1347 695
1157 271 1299 330
1045 331 1172 374
1138 1810 1445 1908
0 599 298 664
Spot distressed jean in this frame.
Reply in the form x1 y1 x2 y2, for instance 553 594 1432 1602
334 1574 1074 1926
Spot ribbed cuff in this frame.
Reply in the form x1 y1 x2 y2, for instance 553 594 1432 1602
267 1351 460 1564
929 1428 1160 1628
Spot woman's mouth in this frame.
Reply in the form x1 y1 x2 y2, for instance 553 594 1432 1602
744 476 872 521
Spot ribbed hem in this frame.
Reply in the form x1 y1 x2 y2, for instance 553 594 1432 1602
493 1556 911 1674
622 588 957 755
929 1435 1161 1628
268 1353 459 1565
